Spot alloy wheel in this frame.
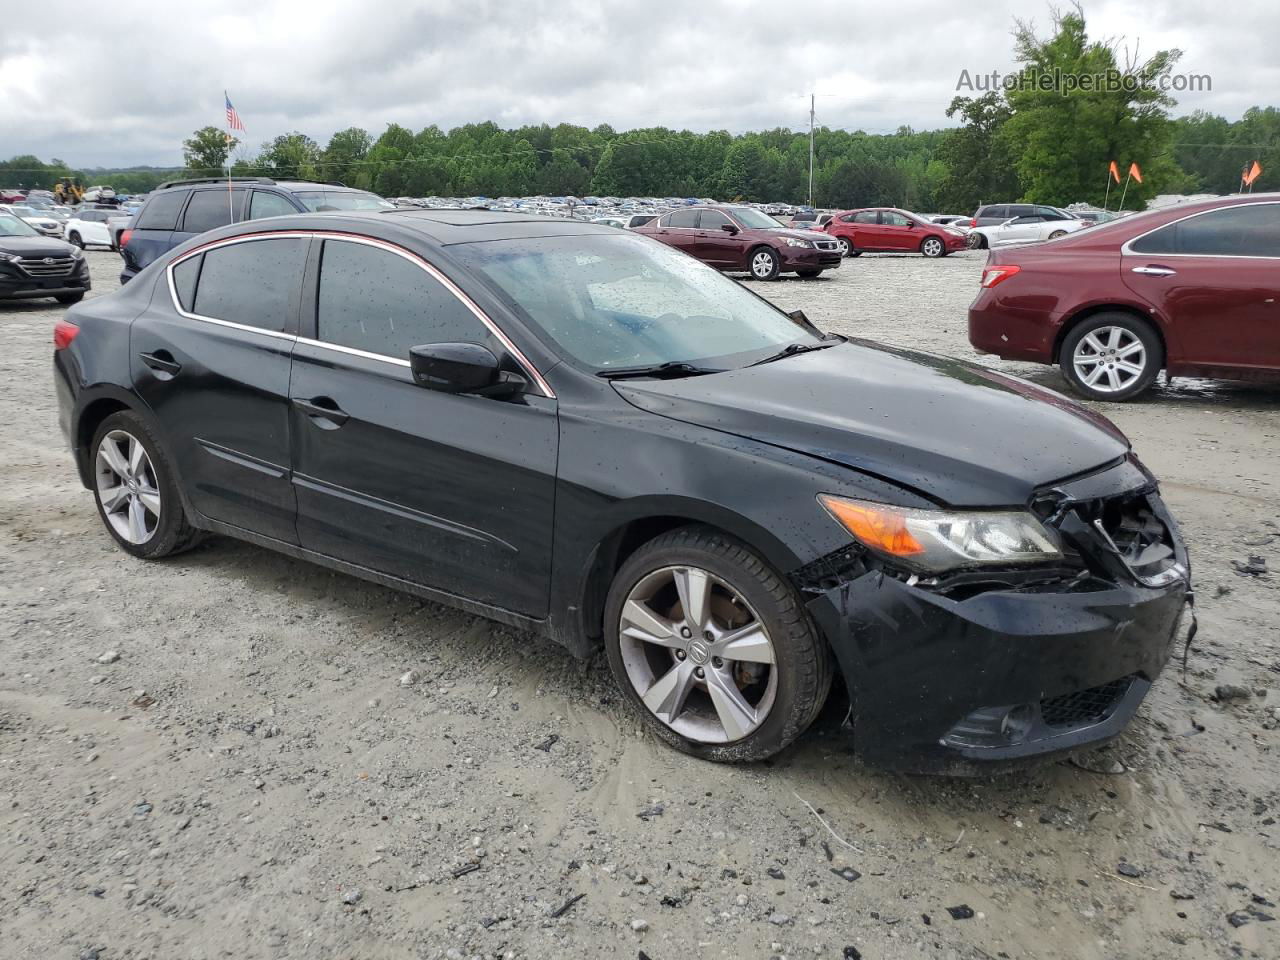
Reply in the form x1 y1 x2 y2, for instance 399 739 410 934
835 237 850 256
95 429 161 544
751 250 776 279
922 237 944 257
1072 325 1147 394
618 565 777 743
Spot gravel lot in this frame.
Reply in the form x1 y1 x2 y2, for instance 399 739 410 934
3 249 1278 960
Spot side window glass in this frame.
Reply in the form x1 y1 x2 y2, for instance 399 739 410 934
698 211 732 230
317 240 488 357
853 211 878 224
135 190 188 230
666 210 698 228
171 254 201 311
249 191 300 220
182 190 244 233
1154 204 1280 257
191 238 308 331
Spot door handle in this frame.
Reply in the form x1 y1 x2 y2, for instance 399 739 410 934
292 396 350 428
1131 265 1177 277
139 350 182 378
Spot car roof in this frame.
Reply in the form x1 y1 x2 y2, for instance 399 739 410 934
180 208 622 249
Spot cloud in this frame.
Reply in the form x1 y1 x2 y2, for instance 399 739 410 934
0 0 1263 168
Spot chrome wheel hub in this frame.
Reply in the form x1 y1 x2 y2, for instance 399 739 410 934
751 251 774 277
95 429 160 544
618 565 777 743
1072 326 1147 394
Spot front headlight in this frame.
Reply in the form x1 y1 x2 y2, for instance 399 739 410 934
818 495 1063 573
783 237 812 248
68 245 83 259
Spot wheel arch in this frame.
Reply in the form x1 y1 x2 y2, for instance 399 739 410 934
1051 304 1168 367
557 503 804 657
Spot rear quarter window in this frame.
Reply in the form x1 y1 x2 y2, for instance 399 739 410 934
135 190 189 230
171 254 201 311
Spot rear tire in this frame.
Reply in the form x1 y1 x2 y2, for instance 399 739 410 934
1059 312 1162 402
89 411 204 559
603 525 833 762
55 292 84 304
748 247 781 281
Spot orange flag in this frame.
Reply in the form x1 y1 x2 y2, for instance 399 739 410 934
1109 160 1121 183
1244 160 1263 186
1128 162 1143 184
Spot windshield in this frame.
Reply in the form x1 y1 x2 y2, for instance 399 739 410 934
728 207 785 229
0 214 37 237
454 233 819 372
293 190 395 212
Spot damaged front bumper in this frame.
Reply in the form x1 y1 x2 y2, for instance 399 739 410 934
802 457 1192 773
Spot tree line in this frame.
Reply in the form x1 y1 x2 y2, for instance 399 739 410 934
3 5 1274 212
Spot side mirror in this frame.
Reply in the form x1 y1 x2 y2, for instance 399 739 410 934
409 342 524 397
904 220 916 228
720 223 739 234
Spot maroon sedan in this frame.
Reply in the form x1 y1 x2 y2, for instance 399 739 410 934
969 194 1280 401
824 208 968 258
634 205 842 280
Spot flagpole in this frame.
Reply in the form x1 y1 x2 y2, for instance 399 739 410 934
224 91 235 221
1118 169 1132 211
1103 172 1112 211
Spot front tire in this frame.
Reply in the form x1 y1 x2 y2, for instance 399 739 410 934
56 292 85 304
834 237 850 257
68 231 84 249
920 236 946 258
748 247 781 281
90 411 203 559
1059 313 1162 401
796 269 823 278
1048 229 1067 240
603 526 834 762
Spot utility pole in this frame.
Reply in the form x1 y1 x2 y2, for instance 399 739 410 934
807 93 815 208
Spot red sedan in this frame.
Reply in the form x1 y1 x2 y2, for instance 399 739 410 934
968 194 1280 400
824 207 968 258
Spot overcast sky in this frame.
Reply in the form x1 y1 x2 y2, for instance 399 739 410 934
0 0 1273 169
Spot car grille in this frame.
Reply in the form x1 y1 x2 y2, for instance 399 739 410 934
18 255 76 277
813 240 839 251
1040 675 1135 728
1037 485 1183 588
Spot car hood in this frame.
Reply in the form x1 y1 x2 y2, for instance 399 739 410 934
764 227 829 241
0 235 77 257
613 340 1130 507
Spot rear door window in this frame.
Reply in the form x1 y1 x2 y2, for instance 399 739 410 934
1131 203 1280 257
316 240 487 358
698 211 733 231
852 211 878 224
664 210 698 228
181 190 245 233
135 190 188 230
191 237 308 331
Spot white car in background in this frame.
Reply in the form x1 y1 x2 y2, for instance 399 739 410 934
0 203 64 238
967 209 1087 249
63 208 115 249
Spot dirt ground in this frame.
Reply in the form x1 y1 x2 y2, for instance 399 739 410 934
2 249 1277 960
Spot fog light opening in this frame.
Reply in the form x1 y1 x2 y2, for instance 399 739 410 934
1000 704 1035 744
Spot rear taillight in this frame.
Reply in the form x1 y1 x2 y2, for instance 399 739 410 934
980 264 1021 288
120 229 132 247
968 219 978 228
53 319 80 350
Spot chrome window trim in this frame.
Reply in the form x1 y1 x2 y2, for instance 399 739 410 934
1120 199 1280 260
165 230 555 396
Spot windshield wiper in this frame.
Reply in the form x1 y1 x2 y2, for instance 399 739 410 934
748 338 841 367
598 361 723 380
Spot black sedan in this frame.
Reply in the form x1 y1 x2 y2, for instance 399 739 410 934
52 210 1192 771
1 212 91 304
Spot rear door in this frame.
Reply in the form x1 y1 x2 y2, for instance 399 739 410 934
288 237 558 616
170 188 246 248
130 235 309 541
1122 201 1280 372
846 210 880 249
652 209 699 253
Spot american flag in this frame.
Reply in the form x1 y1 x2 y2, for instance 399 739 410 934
225 93 246 133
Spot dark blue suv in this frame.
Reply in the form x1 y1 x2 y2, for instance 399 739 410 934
118 177 393 283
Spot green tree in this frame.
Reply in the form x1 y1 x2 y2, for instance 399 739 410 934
183 126 236 178
255 132 321 180
999 2 1183 207
319 127 372 186
935 94 1019 212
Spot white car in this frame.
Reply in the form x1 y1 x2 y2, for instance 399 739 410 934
968 212 1087 249
63 208 115 249
0 203 64 238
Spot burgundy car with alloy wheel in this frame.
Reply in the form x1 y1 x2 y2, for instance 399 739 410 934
634 205 842 280
969 194 1280 401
